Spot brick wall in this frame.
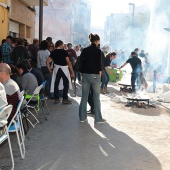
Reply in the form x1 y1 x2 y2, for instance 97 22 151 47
9 0 35 27
9 0 36 42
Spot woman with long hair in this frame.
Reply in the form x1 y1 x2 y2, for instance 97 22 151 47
37 40 52 98
79 33 106 123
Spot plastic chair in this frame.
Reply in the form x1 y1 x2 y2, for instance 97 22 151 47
0 105 14 170
40 81 50 116
24 85 44 128
8 96 25 159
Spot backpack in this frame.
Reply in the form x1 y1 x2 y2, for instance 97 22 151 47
73 56 83 72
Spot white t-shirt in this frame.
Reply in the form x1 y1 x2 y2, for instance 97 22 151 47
75 50 81 57
0 82 8 110
37 49 50 68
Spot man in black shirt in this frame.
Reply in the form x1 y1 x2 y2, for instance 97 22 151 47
119 51 142 92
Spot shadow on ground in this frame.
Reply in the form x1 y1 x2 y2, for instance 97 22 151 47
7 99 162 170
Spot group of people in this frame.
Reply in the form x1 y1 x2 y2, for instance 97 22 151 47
0 35 84 125
0 32 150 125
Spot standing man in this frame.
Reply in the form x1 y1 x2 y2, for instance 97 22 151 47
28 38 39 64
1 36 13 64
46 40 75 104
66 43 77 65
119 51 142 92
134 48 139 57
12 38 30 65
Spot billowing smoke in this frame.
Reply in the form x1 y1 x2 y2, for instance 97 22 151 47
146 0 170 77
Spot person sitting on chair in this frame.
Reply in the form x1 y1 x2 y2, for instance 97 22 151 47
17 63 38 95
0 63 21 124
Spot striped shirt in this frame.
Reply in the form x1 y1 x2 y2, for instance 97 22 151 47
3 78 21 122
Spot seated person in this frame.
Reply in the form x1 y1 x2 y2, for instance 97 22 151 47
0 82 8 110
19 60 44 86
0 63 21 124
17 63 38 95
9 64 22 91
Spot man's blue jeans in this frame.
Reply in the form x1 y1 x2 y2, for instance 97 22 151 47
101 69 109 89
79 74 103 122
131 65 142 92
131 73 141 91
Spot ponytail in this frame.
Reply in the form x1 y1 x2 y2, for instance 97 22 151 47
89 33 100 43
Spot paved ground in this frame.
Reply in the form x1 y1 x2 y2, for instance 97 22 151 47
0 83 170 170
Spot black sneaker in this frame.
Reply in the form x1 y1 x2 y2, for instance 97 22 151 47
87 110 94 116
95 119 106 124
62 99 72 104
55 99 60 104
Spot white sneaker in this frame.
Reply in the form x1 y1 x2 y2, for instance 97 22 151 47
80 119 87 123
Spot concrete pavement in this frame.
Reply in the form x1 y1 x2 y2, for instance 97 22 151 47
0 83 170 170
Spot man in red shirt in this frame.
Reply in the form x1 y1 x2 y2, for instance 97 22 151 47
66 43 77 65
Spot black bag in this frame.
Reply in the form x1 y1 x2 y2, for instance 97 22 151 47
73 56 84 72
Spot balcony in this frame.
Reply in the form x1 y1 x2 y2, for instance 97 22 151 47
19 0 48 6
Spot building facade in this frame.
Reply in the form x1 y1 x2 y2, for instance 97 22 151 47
0 0 10 43
37 0 91 46
0 0 48 44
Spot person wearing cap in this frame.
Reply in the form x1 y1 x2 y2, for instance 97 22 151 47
1 36 13 64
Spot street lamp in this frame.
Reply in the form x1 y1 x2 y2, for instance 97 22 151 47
129 3 135 26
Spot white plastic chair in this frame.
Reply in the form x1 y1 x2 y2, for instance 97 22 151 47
8 96 25 159
24 85 43 128
0 105 14 170
40 81 50 116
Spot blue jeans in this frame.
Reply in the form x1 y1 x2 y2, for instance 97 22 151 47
79 74 103 122
131 73 141 91
101 69 109 89
74 71 81 82
131 65 142 91
41 66 53 98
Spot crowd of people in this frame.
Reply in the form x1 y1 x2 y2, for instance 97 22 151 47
0 33 150 125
